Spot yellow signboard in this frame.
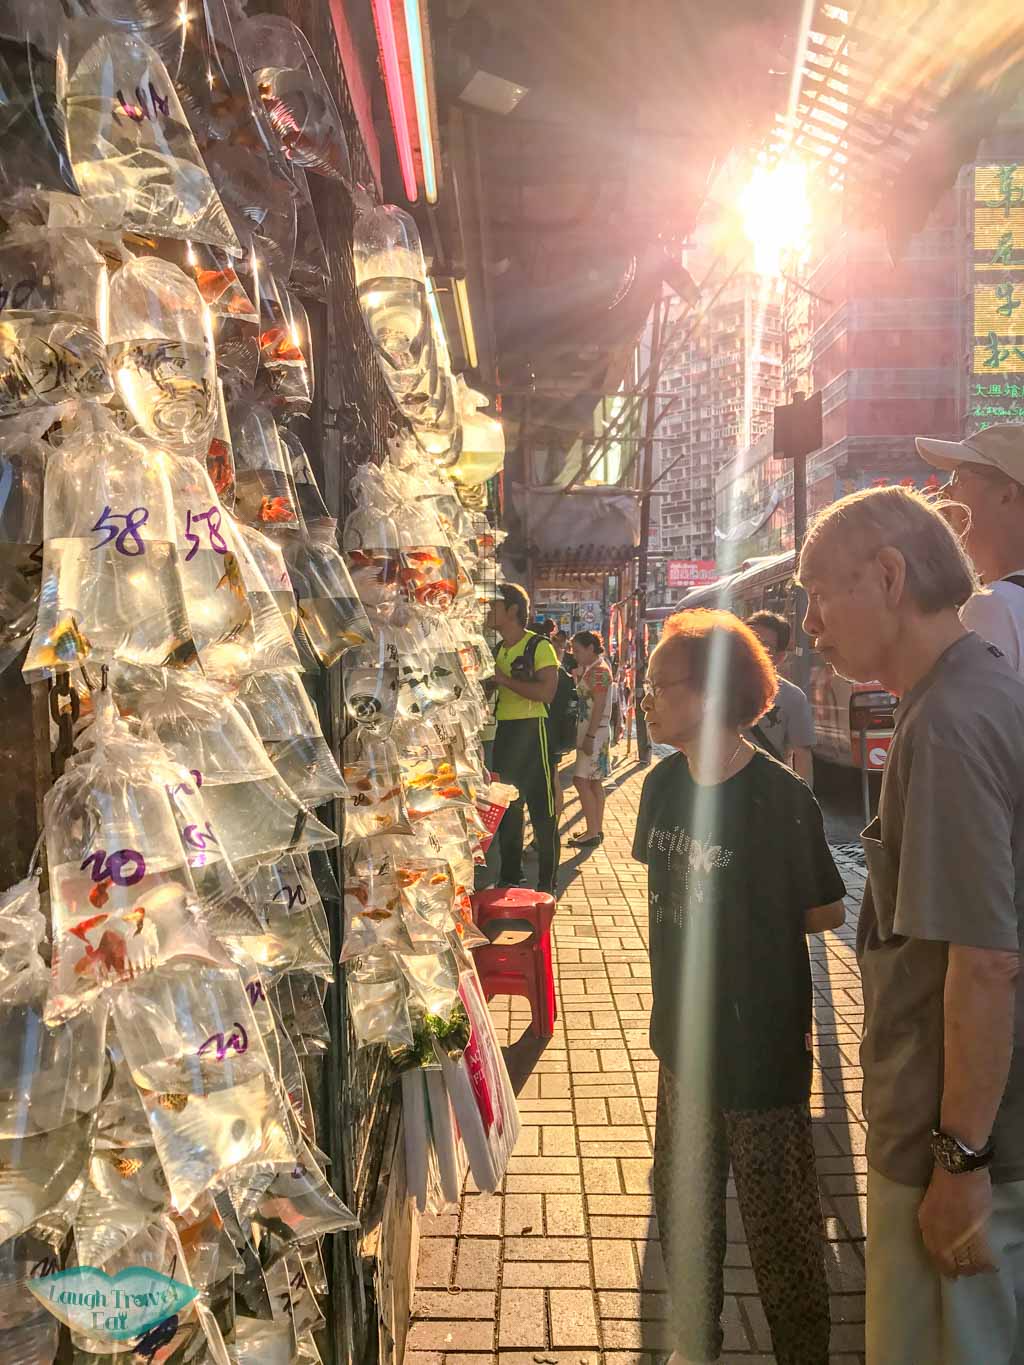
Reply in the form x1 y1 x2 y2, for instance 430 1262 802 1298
972 167 1024 399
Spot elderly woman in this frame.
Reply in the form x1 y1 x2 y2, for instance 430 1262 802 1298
634 609 846 1365
568 629 613 848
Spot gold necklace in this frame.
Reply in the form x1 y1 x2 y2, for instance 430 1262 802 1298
690 735 748 785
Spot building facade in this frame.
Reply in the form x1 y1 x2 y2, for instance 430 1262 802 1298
647 269 786 606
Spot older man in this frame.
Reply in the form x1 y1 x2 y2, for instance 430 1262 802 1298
798 485 1024 1364
916 423 1024 670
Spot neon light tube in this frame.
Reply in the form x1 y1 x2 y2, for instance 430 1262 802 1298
454 276 478 369
371 0 418 202
403 0 437 203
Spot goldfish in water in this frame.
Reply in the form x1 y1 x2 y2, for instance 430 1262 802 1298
89 877 112 909
36 615 90 668
258 495 296 524
215 553 247 602
155 1093 189 1113
108 1154 143 1178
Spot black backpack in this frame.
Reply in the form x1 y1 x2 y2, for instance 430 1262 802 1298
547 666 580 753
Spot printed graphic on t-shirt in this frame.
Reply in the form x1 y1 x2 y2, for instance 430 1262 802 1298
644 822 734 923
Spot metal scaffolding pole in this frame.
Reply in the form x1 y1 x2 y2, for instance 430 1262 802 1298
634 292 668 767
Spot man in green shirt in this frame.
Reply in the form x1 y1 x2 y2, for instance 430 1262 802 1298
487 583 561 894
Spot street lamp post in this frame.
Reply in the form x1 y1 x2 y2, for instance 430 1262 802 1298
634 293 667 766
772 389 822 694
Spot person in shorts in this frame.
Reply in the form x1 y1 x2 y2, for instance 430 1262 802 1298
569 630 612 847
635 609 845 1365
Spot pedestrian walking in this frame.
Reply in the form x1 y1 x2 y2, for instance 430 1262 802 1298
634 609 845 1365
486 583 561 895
569 630 613 847
917 423 1024 669
798 484 1024 1365
745 609 816 787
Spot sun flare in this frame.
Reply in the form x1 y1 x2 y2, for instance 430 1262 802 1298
738 160 811 278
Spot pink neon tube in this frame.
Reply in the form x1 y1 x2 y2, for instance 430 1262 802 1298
372 0 419 202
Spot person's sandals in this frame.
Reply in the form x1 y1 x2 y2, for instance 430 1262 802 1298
567 832 603 848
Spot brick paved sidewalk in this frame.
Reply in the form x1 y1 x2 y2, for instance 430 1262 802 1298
409 752 868 1364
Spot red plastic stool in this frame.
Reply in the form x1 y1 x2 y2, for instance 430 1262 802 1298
470 889 557 1038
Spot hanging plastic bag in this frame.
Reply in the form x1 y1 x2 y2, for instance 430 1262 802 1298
289 169 332 302
243 855 332 979
255 282 313 418
0 413 47 573
342 477 402 618
399 728 472 823
0 1234 61 1365
0 876 106 1248
284 534 373 668
24 417 195 677
149 236 258 320
112 958 295 1212
396 503 460 612
345 950 413 1050
249 1137 357 1246
240 668 346 808
128 671 333 871
206 376 236 506
42 694 217 1021
341 733 411 843
279 427 331 536
370 836 456 943
211 514 300 681
353 198 430 402
107 254 217 453
162 456 255 675
341 849 404 961
0 229 112 418
343 631 399 737
60 21 241 251
270 973 329 1055
0 35 78 201
229 400 302 532
202 139 297 285
234 14 352 184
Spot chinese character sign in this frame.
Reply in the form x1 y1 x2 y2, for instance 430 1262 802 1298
971 166 1024 429
667 559 717 589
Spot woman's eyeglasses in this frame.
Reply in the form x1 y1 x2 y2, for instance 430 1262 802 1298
642 678 688 700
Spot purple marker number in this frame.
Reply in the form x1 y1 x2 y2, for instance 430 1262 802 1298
246 979 266 1006
197 1022 248 1061
183 507 229 562
91 505 149 556
80 847 146 887
273 882 307 910
183 821 219 851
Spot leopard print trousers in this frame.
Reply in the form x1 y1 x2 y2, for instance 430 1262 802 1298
651 1066 830 1364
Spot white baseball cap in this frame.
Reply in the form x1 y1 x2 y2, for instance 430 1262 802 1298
915 423 1024 484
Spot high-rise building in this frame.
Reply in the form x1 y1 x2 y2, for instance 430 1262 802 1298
713 199 962 562
647 270 786 606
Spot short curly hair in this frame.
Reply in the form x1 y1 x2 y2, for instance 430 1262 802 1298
657 609 777 729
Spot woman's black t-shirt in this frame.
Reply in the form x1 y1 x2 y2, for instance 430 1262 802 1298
632 749 845 1111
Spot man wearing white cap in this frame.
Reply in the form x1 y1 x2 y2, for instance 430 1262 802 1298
916 424 1024 669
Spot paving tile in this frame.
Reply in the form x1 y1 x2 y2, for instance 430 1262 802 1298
544 1194 587 1236
416 1238 456 1288
497 1289 547 1349
413 1292 496 1320
548 1289 601 1347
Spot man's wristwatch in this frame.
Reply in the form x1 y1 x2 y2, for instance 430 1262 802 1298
930 1129 995 1174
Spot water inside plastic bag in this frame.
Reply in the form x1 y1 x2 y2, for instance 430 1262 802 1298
0 1236 61 1365
107 255 216 452
112 960 295 1211
61 21 241 251
24 423 194 676
285 536 372 668
0 231 112 418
